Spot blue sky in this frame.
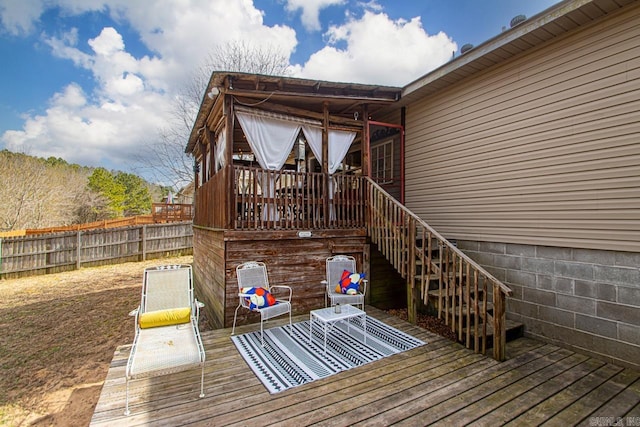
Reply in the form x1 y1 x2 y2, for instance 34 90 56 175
0 0 560 182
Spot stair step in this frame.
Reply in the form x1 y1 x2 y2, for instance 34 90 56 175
414 273 441 282
427 288 485 298
464 319 524 340
415 270 461 280
443 302 495 316
415 259 449 267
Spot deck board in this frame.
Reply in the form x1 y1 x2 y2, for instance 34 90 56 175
490 362 621 426
543 369 640 426
90 306 640 426
439 354 600 426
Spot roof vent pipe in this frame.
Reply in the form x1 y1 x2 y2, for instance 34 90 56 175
510 14 526 27
460 43 474 54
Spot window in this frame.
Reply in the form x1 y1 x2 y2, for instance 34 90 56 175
372 139 393 184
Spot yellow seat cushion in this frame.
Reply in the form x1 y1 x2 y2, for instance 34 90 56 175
139 307 191 329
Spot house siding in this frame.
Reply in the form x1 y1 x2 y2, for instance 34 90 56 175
402 3 640 369
404 3 640 252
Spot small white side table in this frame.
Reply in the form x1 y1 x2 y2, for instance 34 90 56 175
309 304 366 353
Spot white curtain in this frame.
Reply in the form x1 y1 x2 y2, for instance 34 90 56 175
302 126 357 220
236 111 303 221
302 126 356 174
215 131 226 172
236 111 301 170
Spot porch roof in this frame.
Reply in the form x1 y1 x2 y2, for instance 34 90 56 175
186 72 402 154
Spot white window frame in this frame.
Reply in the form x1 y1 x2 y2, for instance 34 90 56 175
372 139 393 184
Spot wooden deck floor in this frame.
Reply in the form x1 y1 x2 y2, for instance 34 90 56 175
91 306 640 426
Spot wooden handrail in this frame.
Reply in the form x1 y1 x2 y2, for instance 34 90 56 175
365 177 512 361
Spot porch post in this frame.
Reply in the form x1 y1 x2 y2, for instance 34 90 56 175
224 94 234 167
201 137 208 182
362 104 370 177
224 94 234 228
197 140 205 188
207 129 215 180
322 101 329 225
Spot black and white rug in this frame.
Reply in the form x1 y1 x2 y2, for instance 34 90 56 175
231 315 426 393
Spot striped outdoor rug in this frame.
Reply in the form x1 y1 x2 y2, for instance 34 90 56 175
231 315 426 393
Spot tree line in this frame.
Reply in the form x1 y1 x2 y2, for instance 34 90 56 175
0 150 171 231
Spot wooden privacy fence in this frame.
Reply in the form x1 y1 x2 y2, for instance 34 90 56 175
0 222 193 279
23 215 155 235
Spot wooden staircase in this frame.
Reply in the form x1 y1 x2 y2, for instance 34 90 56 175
365 178 522 361
417 237 524 353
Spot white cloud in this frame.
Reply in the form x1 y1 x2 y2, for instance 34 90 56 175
87 26 123 56
52 83 86 108
3 82 171 166
284 0 345 32
0 0 45 35
294 10 456 86
106 0 297 89
44 29 93 69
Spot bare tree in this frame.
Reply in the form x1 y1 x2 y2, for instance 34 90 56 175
132 126 195 193
0 152 93 230
0 154 43 230
135 40 292 190
208 40 292 77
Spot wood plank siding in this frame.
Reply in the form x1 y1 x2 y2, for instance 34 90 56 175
192 226 369 329
403 3 640 252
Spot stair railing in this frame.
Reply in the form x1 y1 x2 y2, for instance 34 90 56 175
365 178 513 361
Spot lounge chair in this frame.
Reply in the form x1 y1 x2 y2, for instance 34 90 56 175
232 261 292 346
322 254 367 310
125 265 206 416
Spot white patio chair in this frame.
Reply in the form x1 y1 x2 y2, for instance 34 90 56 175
232 261 292 346
125 265 206 416
322 255 367 310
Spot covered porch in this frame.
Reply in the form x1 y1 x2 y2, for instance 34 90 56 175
186 72 404 233
185 72 406 331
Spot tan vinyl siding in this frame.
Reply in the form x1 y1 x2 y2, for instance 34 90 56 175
404 4 640 252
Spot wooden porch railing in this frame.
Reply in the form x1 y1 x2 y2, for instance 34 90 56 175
151 204 193 223
194 165 230 229
194 165 366 230
365 178 513 361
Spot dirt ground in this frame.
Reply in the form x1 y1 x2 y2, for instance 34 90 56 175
0 256 195 427
0 256 457 426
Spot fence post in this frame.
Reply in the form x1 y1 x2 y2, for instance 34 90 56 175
76 230 82 270
141 225 147 261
